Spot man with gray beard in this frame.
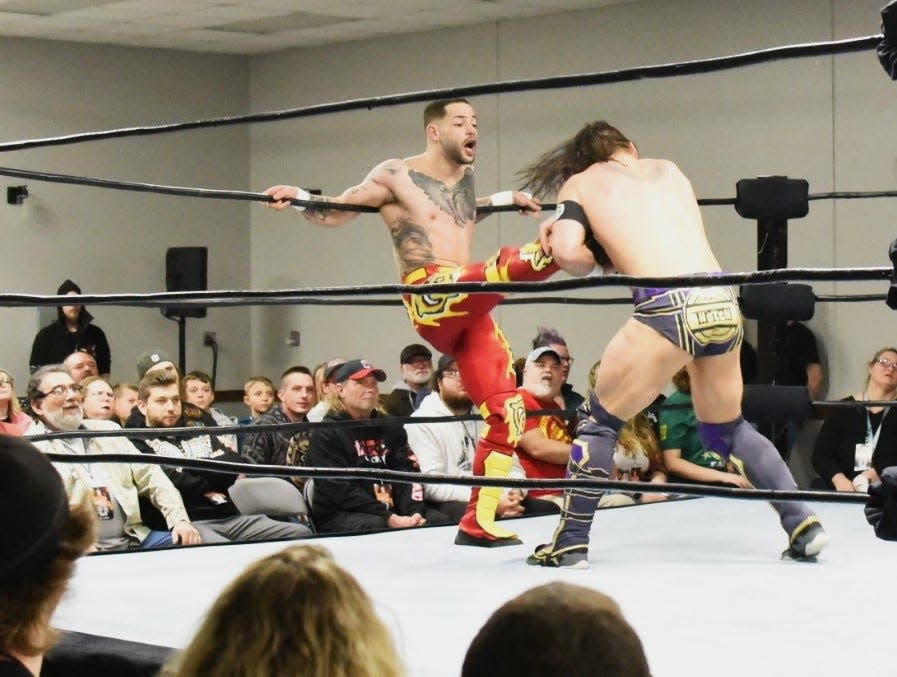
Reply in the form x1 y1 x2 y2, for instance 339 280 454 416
380 343 434 417
514 347 574 510
25 365 201 550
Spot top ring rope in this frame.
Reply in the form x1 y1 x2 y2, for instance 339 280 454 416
1 165 896 215
0 267 890 309
0 35 879 154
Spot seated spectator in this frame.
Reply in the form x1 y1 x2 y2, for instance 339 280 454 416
136 348 175 382
380 343 432 417
406 355 525 523
237 376 275 425
462 582 651 677
306 359 450 534
614 412 669 503
63 349 99 384
164 545 404 677
127 370 311 543
0 368 32 435
112 382 139 426
516 347 574 512
182 370 237 451
579 359 667 505
81 375 116 421
29 278 111 377
308 357 345 422
812 346 897 492
531 326 585 414
242 367 316 475
128 349 215 429
25 365 202 551
0 435 96 676
659 368 751 488
775 320 825 400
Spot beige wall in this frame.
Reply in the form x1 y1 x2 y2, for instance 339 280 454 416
0 39 250 388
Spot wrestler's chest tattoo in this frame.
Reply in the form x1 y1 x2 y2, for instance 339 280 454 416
408 168 475 227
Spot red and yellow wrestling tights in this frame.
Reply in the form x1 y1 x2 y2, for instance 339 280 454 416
403 241 558 546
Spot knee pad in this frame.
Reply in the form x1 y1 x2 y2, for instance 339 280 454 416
571 394 624 474
577 392 626 436
479 391 526 447
697 416 745 460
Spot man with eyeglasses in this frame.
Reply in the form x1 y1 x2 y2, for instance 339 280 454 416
25 364 202 551
406 355 525 523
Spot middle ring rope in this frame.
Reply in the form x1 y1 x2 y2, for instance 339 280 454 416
0 267 888 309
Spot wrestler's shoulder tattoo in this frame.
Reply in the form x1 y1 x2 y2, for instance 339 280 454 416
408 167 475 227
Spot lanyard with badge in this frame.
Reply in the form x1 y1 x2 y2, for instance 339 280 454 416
855 398 887 472
63 438 117 521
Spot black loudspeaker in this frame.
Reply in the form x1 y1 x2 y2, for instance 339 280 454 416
162 247 207 318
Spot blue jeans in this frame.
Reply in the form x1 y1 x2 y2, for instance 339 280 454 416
139 530 173 549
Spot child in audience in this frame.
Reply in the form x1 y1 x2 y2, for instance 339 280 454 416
183 371 237 451
239 376 275 425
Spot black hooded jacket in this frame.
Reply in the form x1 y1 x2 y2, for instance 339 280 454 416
29 279 111 373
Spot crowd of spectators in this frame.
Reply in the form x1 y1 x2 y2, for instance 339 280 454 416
6 300 894 552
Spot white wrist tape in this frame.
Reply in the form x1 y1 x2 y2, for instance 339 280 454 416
490 190 533 206
490 190 514 206
292 187 311 212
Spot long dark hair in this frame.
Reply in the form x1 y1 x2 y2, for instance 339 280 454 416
517 121 632 198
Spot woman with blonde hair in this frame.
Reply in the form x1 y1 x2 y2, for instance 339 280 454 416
613 412 669 503
0 369 32 435
812 346 897 491
166 544 404 677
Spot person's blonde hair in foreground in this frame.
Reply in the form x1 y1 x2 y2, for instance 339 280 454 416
165 544 404 677
462 582 650 677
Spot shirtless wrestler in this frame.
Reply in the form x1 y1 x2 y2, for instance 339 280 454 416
516 121 827 568
264 99 559 547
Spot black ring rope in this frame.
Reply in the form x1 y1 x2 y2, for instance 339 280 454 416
40 452 866 506
26 395 897 449
0 35 879 154
0 267 888 309
0 164 895 216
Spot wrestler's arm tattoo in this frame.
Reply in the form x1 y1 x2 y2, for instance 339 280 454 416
408 168 476 227
391 221 436 273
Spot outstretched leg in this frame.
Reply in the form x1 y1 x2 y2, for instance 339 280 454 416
402 242 559 547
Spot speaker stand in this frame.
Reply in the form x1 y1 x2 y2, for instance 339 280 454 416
176 315 187 375
162 312 189 375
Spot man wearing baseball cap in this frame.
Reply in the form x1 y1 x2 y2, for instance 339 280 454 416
305 358 451 534
380 343 433 417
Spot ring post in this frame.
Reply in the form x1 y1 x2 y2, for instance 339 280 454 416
734 177 809 457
